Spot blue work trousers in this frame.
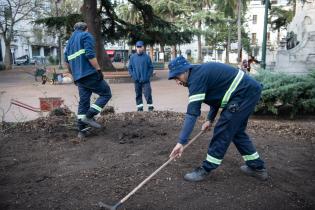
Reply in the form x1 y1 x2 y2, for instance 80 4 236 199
76 72 112 130
134 81 153 109
203 88 265 171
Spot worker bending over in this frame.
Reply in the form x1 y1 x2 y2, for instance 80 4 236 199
168 56 268 182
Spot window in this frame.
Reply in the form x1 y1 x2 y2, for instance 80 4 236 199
253 15 257 24
252 33 257 44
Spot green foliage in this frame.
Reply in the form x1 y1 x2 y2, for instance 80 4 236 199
269 6 293 31
47 56 59 65
35 13 83 40
254 70 315 117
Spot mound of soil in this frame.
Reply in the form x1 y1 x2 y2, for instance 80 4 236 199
0 111 314 210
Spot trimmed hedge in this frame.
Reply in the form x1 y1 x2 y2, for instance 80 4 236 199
254 70 315 118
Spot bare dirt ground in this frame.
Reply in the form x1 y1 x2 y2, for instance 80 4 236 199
0 111 315 210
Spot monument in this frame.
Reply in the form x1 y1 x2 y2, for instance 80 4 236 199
274 0 315 74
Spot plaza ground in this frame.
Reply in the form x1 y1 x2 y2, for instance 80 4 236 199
0 66 195 122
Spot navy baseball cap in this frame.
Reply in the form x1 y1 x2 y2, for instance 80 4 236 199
168 56 193 80
136 41 144 47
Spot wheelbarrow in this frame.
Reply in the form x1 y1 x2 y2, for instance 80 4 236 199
11 97 64 113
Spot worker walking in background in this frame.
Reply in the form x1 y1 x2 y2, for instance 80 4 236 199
64 22 112 138
168 56 268 182
128 41 154 112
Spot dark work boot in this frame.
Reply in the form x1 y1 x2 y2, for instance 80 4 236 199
81 117 101 128
137 107 143 112
184 167 209 182
148 106 154 112
240 165 268 181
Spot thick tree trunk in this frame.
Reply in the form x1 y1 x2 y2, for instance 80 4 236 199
81 0 114 71
237 0 242 63
4 40 12 70
197 20 202 63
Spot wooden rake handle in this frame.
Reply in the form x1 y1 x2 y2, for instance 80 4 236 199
119 130 204 204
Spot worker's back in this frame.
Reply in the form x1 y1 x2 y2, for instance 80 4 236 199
64 30 96 81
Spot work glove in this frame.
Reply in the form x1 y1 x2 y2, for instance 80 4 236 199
97 70 104 80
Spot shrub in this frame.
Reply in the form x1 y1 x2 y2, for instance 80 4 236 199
0 62 5 71
254 70 315 118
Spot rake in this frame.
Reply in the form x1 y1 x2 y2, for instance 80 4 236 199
98 130 204 210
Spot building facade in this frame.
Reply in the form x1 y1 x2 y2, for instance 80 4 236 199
0 19 58 65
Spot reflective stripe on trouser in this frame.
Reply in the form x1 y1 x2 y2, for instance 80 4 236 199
147 104 154 107
91 104 103 112
77 114 86 120
206 154 222 165
243 152 260 161
135 81 153 108
76 73 112 130
221 70 244 108
202 87 265 171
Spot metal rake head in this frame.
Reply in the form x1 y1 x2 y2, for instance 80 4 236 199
98 201 121 210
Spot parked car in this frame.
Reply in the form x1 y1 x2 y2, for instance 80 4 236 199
15 55 29 65
31 56 46 65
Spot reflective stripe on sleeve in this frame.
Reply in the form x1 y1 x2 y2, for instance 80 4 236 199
206 154 222 165
91 104 102 112
221 70 244 107
189 93 206 103
242 152 260 161
67 49 86 61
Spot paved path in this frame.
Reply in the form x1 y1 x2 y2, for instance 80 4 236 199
0 68 209 122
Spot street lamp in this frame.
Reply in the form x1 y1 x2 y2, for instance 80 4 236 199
261 0 270 69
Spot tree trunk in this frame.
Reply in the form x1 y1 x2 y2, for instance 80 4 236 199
197 20 202 63
277 28 280 44
4 40 12 70
81 0 114 71
237 0 242 63
149 45 154 61
226 22 231 64
159 44 165 62
171 45 177 60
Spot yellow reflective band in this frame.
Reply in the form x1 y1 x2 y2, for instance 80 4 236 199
67 49 86 61
137 104 144 108
221 70 244 107
189 93 206 103
206 154 222 165
243 152 260 161
91 104 102 112
77 114 86 119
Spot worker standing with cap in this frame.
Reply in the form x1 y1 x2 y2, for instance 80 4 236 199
168 56 268 182
128 41 154 111
64 22 112 138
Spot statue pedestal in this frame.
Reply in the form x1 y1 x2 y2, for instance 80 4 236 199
274 0 315 74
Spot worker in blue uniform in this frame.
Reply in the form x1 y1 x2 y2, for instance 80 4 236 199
168 56 268 181
64 22 112 138
128 41 154 111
